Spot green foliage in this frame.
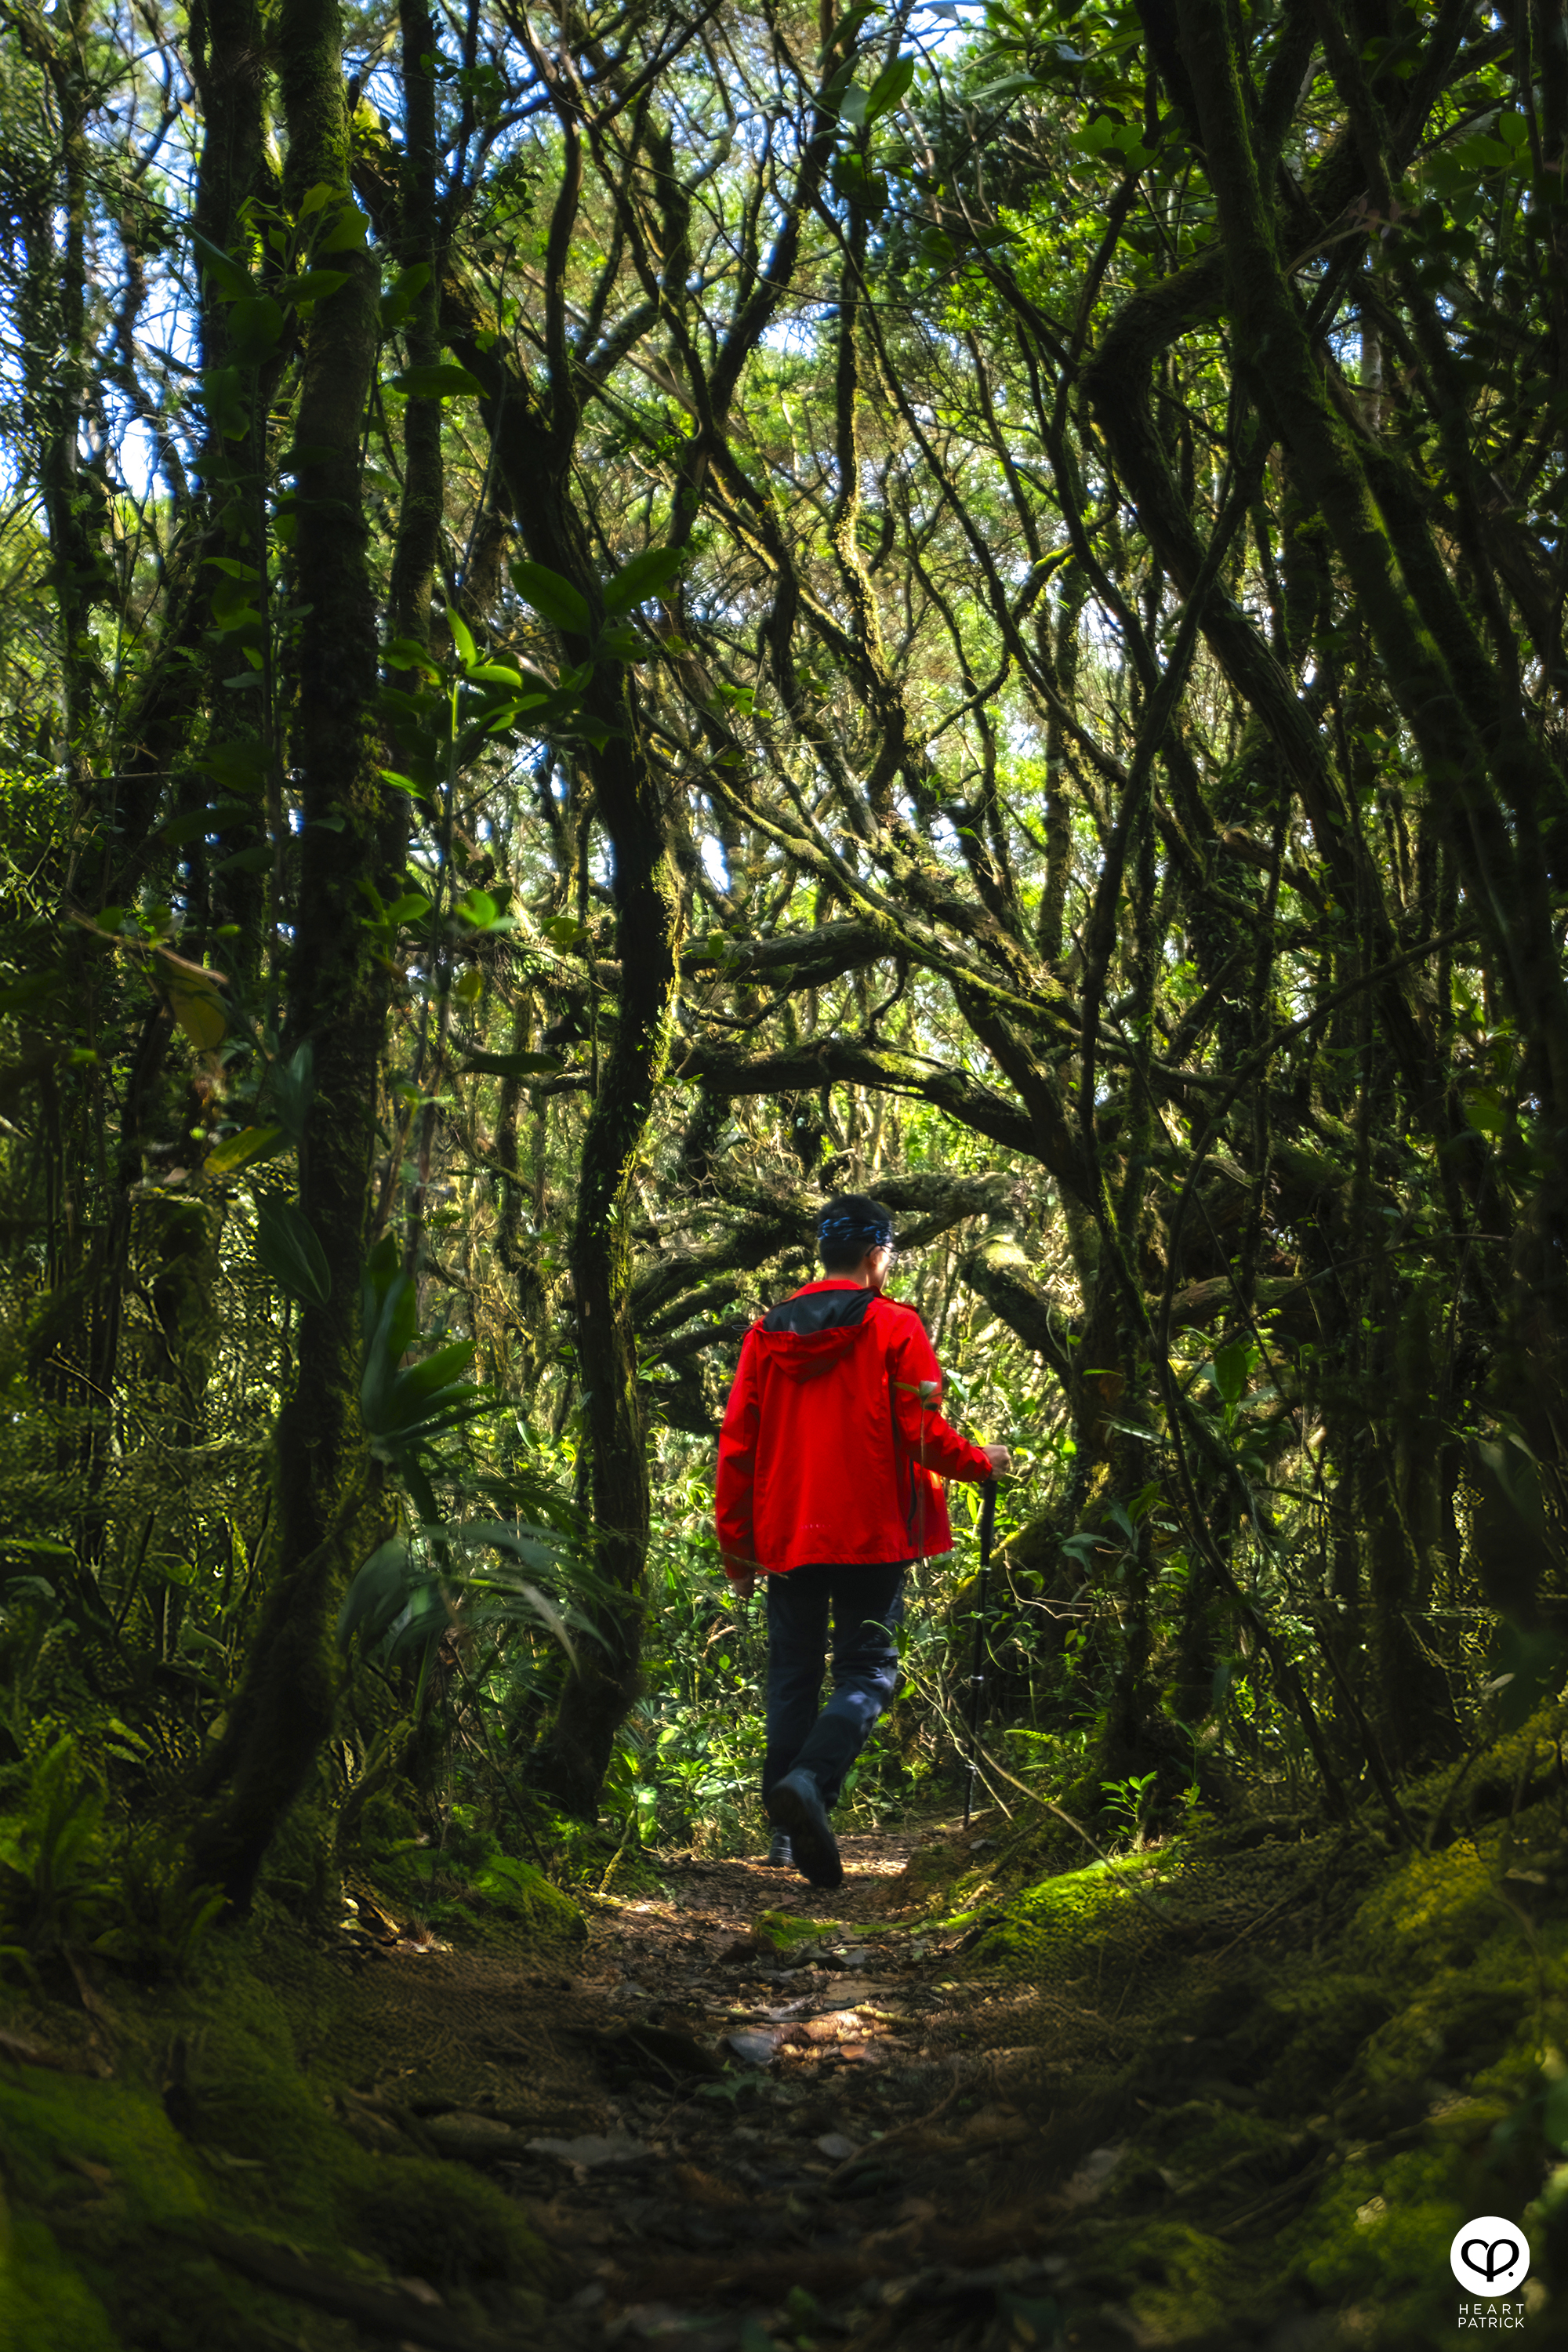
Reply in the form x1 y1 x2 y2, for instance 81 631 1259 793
0 1738 224 1982
358 1236 495 1522
0 1737 114 1972
252 1191 331 1307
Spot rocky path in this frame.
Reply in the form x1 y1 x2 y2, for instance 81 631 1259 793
349 1822 1099 2352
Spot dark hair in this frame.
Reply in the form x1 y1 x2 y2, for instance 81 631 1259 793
818 1192 895 1272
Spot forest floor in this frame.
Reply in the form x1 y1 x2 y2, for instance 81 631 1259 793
6 1753 1568 2350
411 1820 1084 2348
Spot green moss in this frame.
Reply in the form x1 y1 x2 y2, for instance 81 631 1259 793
1350 1838 1504 1973
1112 2219 1237 2339
253 1799 339 1919
0 2060 322 2350
354 2158 545 2292
964 1849 1175 1969
2 2208 121 2352
0 1904 564 2350
1136 2096 1303 2182
0 2067 209 2223
1283 2146 1475 2339
361 1842 585 1953
462 1853 586 1947
753 1908 839 1958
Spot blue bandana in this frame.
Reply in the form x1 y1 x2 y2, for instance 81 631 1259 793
818 1212 894 1258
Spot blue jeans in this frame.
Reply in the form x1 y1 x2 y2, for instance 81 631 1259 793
764 1563 908 1813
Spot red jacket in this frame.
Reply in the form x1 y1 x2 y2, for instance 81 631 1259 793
714 1280 994 1578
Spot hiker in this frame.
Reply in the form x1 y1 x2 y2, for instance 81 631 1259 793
714 1194 1009 1890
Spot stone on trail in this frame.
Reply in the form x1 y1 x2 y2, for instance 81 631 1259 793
1062 2143 1125 2206
524 2131 649 2168
724 2027 785 2066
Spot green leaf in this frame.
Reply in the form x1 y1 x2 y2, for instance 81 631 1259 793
1207 1341 1254 1407
597 622 650 662
604 545 684 613
213 844 274 877
383 891 434 927
457 887 498 928
298 182 335 217
1473 1435 1548 1536
361 1267 422 1436
383 637 442 678
198 739 268 794
1075 114 1120 154
163 967 227 1052
271 1042 314 1144
337 1539 418 1650
202 365 249 441
863 53 915 125
206 1123 285 1175
318 202 369 252
385 1341 476 1415
379 768 437 803
449 610 477 666
0 969 67 1014
191 230 251 300
510 561 593 634
278 269 350 305
463 1050 565 1078
379 263 433 331
1485 1618 1568 1732
390 363 485 398
143 1554 198 1588
254 1195 332 1307
829 151 888 216
227 296 285 365
1464 1089 1507 1137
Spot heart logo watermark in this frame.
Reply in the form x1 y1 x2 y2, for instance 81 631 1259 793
1450 2216 1530 2296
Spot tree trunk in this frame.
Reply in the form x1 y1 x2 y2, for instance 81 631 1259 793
543 727 683 1813
190 0 391 1907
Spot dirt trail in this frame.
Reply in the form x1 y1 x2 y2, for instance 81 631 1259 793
348 1823 1094 2352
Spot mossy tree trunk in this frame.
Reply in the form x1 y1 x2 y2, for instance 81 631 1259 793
386 0 441 662
1178 0 1568 1364
187 0 274 982
459 114 684 1813
190 0 394 1907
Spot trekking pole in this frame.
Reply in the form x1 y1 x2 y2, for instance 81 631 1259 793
963 1479 998 1831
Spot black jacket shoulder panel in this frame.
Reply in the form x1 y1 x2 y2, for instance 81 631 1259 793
760 1287 880 1337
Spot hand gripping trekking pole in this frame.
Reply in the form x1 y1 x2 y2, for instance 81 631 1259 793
963 1479 998 1831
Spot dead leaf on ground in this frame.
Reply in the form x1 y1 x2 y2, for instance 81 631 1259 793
673 2163 746 2207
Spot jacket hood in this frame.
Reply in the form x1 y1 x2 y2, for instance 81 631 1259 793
755 1283 880 1380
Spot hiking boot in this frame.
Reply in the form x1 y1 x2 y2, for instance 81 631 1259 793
768 1831 793 1869
768 1769 843 1891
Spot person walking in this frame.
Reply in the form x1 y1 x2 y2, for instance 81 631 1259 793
714 1194 1010 1890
